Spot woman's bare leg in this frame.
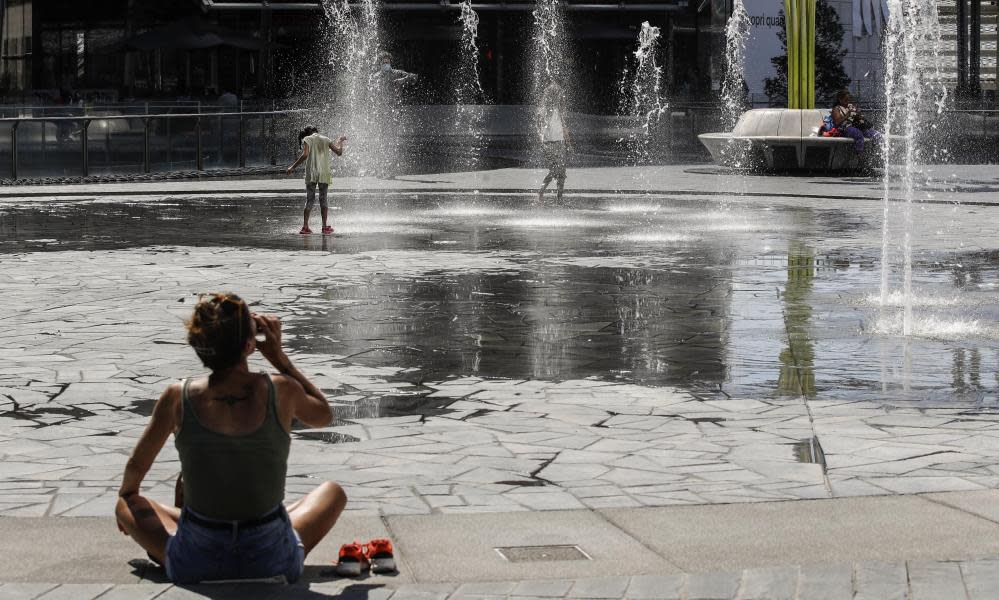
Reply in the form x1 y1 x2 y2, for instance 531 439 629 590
287 482 347 555
115 494 181 564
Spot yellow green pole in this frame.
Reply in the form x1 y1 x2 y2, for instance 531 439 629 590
785 0 797 108
784 0 815 109
799 0 807 108
805 0 815 108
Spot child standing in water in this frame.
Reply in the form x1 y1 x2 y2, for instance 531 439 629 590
537 81 571 203
286 126 346 235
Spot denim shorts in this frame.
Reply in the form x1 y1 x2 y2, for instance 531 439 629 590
165 505 305 584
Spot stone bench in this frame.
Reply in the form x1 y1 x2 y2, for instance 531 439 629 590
699 108 880 171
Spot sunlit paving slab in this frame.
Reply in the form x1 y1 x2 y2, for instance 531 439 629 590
0 177 997 522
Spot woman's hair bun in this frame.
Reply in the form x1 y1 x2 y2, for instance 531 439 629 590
185 293 252 371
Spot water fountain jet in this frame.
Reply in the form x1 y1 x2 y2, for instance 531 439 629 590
454 0 487 173
617 22 668 166
321 0 398 177
879 0 948 336
532 0 570 138
719 0 751 168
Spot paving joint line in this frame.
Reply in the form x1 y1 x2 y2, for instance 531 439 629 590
917 493 999 527
958 560 976 600
379 514 418 583
589 508 686 573
774 283 832 498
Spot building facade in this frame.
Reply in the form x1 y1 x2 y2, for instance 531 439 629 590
2 0 994 106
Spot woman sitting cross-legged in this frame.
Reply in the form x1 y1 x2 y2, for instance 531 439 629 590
115 293 346 584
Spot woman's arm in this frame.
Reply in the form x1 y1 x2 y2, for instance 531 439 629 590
831 106 848 127
286 143 310 174
253 314 332 428
118 384 180 499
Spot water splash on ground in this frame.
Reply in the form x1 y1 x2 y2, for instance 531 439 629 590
871 314 997 340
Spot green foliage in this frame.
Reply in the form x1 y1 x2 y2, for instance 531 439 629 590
764 0 851 106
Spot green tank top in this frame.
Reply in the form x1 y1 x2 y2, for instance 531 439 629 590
175 375 290 521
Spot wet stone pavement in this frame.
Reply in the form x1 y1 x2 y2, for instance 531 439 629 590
0 189 998 518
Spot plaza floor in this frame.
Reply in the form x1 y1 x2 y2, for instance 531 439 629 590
1 165 998 597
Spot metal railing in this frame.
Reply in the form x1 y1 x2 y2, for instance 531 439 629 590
2 103 995 180
0 101 281 119
204 1 689 11
0 108 308 180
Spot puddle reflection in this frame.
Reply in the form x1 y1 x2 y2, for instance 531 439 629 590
778 242 816 397
1 192 997 406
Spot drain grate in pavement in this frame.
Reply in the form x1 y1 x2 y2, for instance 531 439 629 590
495 545 591 562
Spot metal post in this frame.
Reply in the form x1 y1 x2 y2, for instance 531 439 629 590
81 119 90 177
10 122 18 179
218 113 224 168
238 113 245 167
105 119 112 169
495 18 504 103
143 117 151 173
260 114 266 166
167 116 172 168
957 0 968 96
268 112 276 166
196 116 203 170
970 0 981 96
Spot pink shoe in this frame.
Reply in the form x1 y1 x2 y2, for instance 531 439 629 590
322 225 334 235
299 226 312 235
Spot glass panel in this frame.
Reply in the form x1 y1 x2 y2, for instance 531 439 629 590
243 114 267 167
213 114 241 169
86 116 145 175
0 123 13 179
17 119 85 178
148 116 197 173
